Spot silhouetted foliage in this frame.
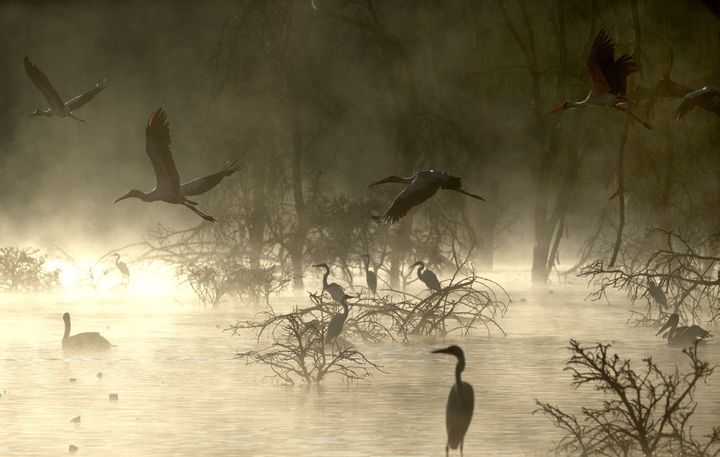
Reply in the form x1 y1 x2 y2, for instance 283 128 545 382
536 340 720 457
0 247 60 292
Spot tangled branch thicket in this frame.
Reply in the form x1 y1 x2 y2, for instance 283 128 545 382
536 340 720 457
0 247 60 292
579 229 720 327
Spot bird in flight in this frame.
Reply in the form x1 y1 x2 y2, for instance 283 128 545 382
368 170 484 224
543 29 652 129
114 108 241 223
24 56 108 122
673 86 720 119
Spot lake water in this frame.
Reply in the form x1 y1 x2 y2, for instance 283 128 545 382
0 283 718 456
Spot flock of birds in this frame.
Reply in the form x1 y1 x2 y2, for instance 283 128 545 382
23 23 720 456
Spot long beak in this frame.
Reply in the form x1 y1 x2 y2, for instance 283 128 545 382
113 194 130 204
410 261 422 268
368 176 408 188
431 347 451 355
543 104 566 117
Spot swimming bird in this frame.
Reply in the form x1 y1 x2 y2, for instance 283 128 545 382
369 170 485 223
24 56 108 122
543 29 652 129
432 345 474 457
656 313 710 347
62 313 111 353
646 278 667 309
362 254 378 295
312 263 346 303
411 261 442 292
112 253 130 277
114 108 241 223
673 86 720 119
325 295 351 346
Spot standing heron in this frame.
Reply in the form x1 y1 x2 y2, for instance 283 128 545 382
646 278 667 309
411 261 442 292
312 263 346 303
432 345 474 457
368 170 485 224
62 313 111 353
24 56 108 122
362 254 378 295
325 294 351 347
112 254 130 278
543 30 653 129
673 86 720 119
656 313 710 347
114 108 241 223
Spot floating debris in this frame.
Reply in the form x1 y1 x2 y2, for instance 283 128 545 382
69 378 77 383
69 416 81 424
108 393 118 402
96 372 103 381
68 444 79 453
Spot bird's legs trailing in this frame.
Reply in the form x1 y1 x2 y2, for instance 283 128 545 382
613 105 653 130
69 113 85 123
453 188 486 201
183 203 217 223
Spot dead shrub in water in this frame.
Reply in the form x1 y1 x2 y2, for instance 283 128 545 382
228 300 382 385
0 247 61 292
535 340 720 457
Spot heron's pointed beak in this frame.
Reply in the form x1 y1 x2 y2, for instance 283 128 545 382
113 193 131 204
368 176 407 188
431 347 451 355
28 111 39 118
543 103 566 117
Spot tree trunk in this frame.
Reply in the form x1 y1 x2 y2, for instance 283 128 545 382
248 151 268 269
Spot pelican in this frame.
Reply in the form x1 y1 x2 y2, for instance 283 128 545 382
646 278 667 308
362 254 378 295
673 86 720 119
543 30 653 130
113 108 241 223
432 345 474 457
113 253 130 277
411 261 442 292
325 294 351 346
62 313 111 353
312 263 346 303
24 56 108 122
369 170 485 223
656 313 710 347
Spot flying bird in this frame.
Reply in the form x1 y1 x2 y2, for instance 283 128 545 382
362 254 378 295
24 56 108 122
313 263 346 303
656 313 710 347
646 278 667 308
114 108 241 223
113 253 130 277
673 86 720 119
411 261 442 292
325 294 351 346
432 345 474 457
369 170 485 223
62 313 111 353
543 30 653 130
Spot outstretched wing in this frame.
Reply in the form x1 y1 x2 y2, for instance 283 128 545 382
379 176 439 223
586 30 614 93
674 86 720 119
64 79 109 112
180 160 242 196
24 56 66 113
146 108 180 193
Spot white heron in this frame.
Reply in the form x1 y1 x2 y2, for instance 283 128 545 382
325 294 351 347
411 261 442 292
312 263 346 303
113 253 130 277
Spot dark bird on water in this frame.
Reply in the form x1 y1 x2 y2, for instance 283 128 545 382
62 313 111 353
325 294 351 346
368 170 485 223
362 254 378 295
113 253 130 277
543 30 653 130
411 261 442 292
646 278 667 309
24 56 108 122
432 345 474 457
673 86 720 119
114 108 241 223
656 313 710 347
312 263 346 303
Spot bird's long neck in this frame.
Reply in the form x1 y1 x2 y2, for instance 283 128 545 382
454 356 465 390
416 263 425 280
321 267 330 289
570 95 591 108
342 299 349 318
363 258 370 272
63 319 70 340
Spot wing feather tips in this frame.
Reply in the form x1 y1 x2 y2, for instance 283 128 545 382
147 108 171 146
